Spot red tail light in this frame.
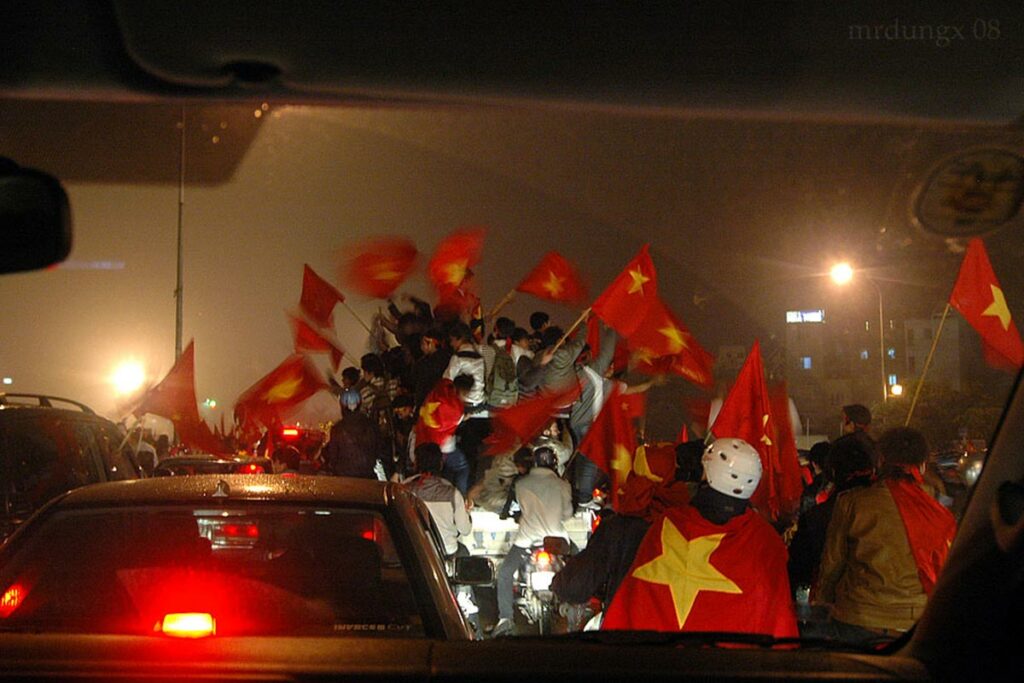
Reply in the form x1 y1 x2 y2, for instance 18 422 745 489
0 583 26 618
220 523 259 539
361 529 375 541
281 428 300 438
239 463 265 474
534 550 553 568
159 612 216 638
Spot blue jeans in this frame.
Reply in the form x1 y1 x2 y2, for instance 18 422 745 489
442 447 470 497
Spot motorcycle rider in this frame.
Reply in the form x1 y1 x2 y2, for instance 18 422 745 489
491 444 574 637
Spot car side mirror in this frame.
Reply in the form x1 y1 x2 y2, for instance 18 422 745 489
543 536 570 556
0 157 72 274
452 556 493 585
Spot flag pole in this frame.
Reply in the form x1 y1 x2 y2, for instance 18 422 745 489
341 300 372 334
486 289 516 320
905 303 952 426
550 308 591 355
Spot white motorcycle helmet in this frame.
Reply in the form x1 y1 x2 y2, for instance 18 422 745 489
702 437 762 500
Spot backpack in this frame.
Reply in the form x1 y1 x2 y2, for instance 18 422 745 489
487 346 519 407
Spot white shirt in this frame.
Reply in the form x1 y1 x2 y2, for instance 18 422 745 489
512 467 574 549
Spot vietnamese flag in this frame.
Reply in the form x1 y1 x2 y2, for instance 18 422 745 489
516 251 588 305
949 238 1024 370
628 297 715 389
767 382 806 520
300 265 345 329
602 505 798 637
886 478 957 596
288 313 345 372
234 355 327 430
485 385 581 455
578 387 646 505
591 244 657 337
710 340 785 520
342 237 418 299
427 227 485 291
414 379 465 448
133 341 223 454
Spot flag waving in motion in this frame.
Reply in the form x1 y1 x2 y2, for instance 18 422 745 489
949 238 1024 369
234 355 327 431
342 237 418 299
516 251 589 305
427 227 485 290
288 313 344 372
591 244 658 337
577 387 646 505
300 265 345 329
627 297 715 389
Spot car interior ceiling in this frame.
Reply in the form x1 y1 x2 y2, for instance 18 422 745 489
3 1 1024 679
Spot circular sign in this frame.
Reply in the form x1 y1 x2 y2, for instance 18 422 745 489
914 149 1024 237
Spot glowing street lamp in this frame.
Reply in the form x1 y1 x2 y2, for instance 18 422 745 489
111 361 146 396
890 383 904 397
830 262 888 403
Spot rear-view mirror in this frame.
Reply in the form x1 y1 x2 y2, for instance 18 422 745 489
0 157 72 274
452 556 493 586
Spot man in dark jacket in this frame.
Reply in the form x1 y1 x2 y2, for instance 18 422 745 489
323 389 382 479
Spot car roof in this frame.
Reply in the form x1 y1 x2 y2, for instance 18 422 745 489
54 474 394 508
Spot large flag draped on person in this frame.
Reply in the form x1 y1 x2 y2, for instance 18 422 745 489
233 355 327 431
591 244 658 337
627 297 715 389
709 340 791 521
300 264 345 329
288 313 344 372
577 387 646 505
485 386 581 455
516 251 589 306
133 340 223 454
885 476 957 596
602 504 798 637
341 236 418 299
948 238 1024 370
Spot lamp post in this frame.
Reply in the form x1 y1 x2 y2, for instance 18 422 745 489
831 263 888 403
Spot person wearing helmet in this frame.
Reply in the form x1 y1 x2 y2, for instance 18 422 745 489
322 388 383 479
492 442 574 637
602 437 798 638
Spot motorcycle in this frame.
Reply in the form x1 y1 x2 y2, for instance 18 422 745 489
514 536 570 635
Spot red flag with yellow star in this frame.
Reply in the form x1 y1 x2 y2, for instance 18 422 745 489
602 504 797 637
133 341 225 454
949 238 1024 370
628 297 715 389
516 251 588 305
342 237 418 299
233 355 327 430
300 265 345 329
710 340 786 520
591 244 657 337
577 387 646 505
414 378 465 448
427 227 485 292
485 385 582 455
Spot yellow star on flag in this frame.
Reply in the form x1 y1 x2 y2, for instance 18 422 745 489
627 267 651 295
262 375 302 403
631 520 742 629
658 321 688 354
541 270 565 298
420 401 441 429
631 347 656 366
612 443 633 478
982 284 1013 331
632 445 663 482
760 414 773 447
371 261 400 281
443 259 469 285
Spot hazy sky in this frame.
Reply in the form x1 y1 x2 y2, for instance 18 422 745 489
2 100 1021 436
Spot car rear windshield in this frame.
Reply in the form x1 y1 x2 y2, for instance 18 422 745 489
0 505 426 638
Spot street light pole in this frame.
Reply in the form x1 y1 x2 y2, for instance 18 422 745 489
866 277 888 403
